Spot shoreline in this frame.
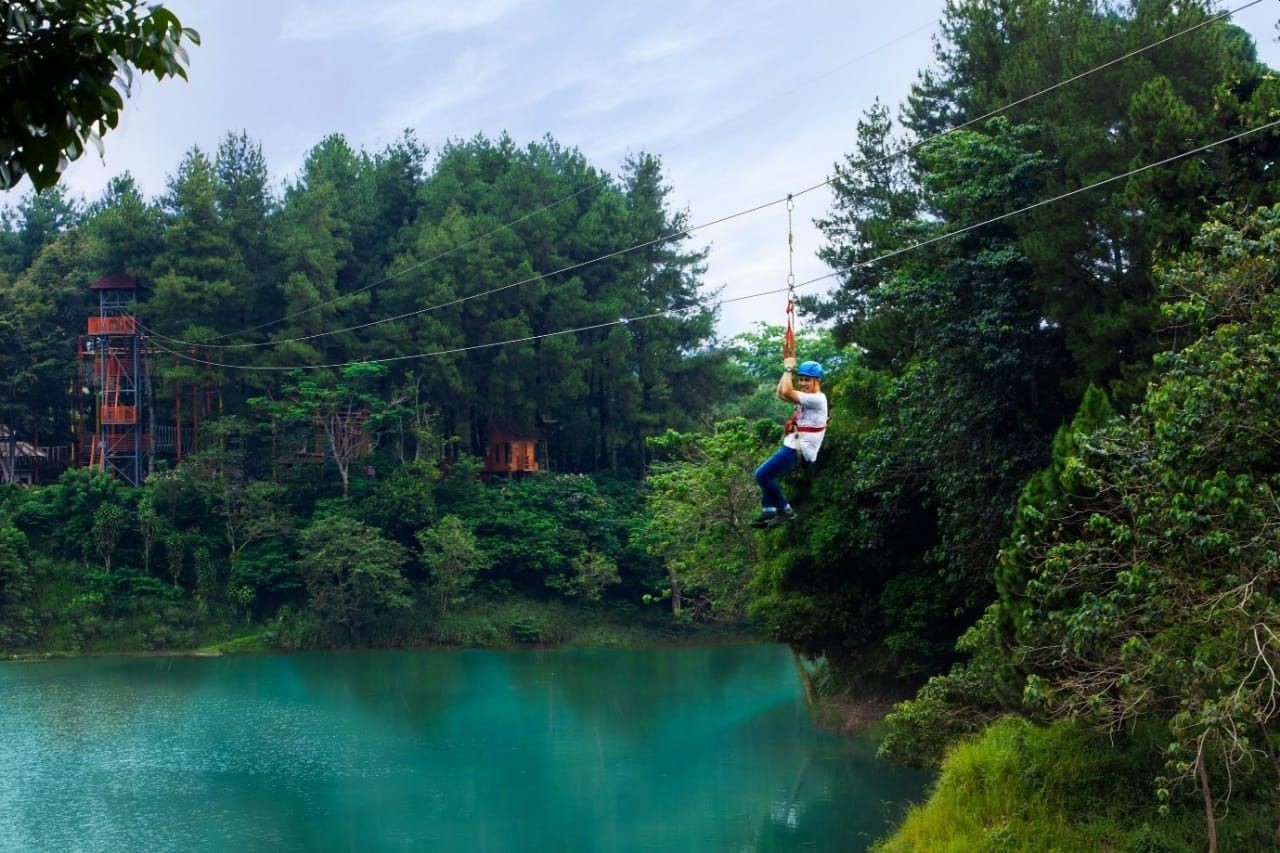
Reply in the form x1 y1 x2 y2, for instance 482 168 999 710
814 689 912 737
3 627 772 663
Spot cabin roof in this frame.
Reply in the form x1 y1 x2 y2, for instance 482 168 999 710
90 273 140 291
0 426 46 457
489 422 543 441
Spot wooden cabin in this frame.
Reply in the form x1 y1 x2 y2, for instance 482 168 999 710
482 423 543 479
0 425 69 485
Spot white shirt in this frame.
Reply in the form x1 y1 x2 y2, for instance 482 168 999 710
783 390 828 462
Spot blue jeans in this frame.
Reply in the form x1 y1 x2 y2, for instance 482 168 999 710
754 445 799 511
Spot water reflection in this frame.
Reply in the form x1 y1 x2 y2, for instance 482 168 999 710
756 745 925 851
0 645 930 851
501 645 774 742
286 648 466 733
0 656 218 745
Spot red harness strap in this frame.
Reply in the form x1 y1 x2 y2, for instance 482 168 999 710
784 407 828 436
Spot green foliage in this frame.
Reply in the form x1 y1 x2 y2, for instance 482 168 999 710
227 538 299 603
432 455 487 517
799 0 1280 686
358 462 438 547
876 716 1278 852
298 516 410 645
160 419 291 564
193 545 216 610
0 184 81 273
0 513 36 649
878 609 1023 767
417 514 488 614
162 530 184 587
726 323 849 384
642 419 766 620
82 173 165 276
995 384 1117 643
90 501 125 571
252 366 396 499
135 493 158 572
20 467 126 562
548 550 621 602
470 473 634 599
0 0 200 190
996 206 1280 829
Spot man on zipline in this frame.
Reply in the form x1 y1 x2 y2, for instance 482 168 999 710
751 356 827 528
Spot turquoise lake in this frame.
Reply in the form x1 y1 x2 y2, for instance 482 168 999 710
0 644 930 851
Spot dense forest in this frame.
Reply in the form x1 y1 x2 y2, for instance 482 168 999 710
0 129 784 651
3 0 1280 848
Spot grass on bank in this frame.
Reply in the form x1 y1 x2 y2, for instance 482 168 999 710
159 597 761 657
11 549 761 657
875 716 1278 852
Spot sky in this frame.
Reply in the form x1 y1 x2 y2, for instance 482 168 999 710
53 0 1280 342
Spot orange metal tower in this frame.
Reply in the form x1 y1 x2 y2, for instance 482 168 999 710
78 274 148 485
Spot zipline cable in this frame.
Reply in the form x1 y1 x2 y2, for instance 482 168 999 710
140 0 1263 352
169 16 945 347
196 181 606 342
786 0 1266 202
139 193 792 349
147 115 1280 373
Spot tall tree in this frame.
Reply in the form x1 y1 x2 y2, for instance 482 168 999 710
148 147 240 333
253 363 401 499
643 421 764 619
417 514 488 615
299 515 410 645
82 173 164 278
1 228 99 456
0 185 81 276
798 0 1280 679
380 136 730 473
214 132 278 330
812 99 918 356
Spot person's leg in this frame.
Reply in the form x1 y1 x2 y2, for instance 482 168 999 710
754 445 798 514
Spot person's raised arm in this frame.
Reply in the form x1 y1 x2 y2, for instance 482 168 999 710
777 356 800 403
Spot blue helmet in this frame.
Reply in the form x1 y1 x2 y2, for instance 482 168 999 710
796 360 824 379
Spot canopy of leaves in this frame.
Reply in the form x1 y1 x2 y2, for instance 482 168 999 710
1000 205 1280 811
1 0 199 190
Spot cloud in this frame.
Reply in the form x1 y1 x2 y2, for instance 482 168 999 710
555 39 759 145
622 32 694 65
283 0 526 42
374 50 502 137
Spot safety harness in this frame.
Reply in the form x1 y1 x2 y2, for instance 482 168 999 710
784 409 828 437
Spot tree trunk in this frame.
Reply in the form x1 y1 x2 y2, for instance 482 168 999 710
1197 750 1217 853
666 565 682 616
790 647 817 711
4 415 15 484
337 459 350 499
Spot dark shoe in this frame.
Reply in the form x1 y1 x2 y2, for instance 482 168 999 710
766 507 797 527
750 511 778 529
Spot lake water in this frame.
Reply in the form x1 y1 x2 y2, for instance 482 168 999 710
0 644 929 852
